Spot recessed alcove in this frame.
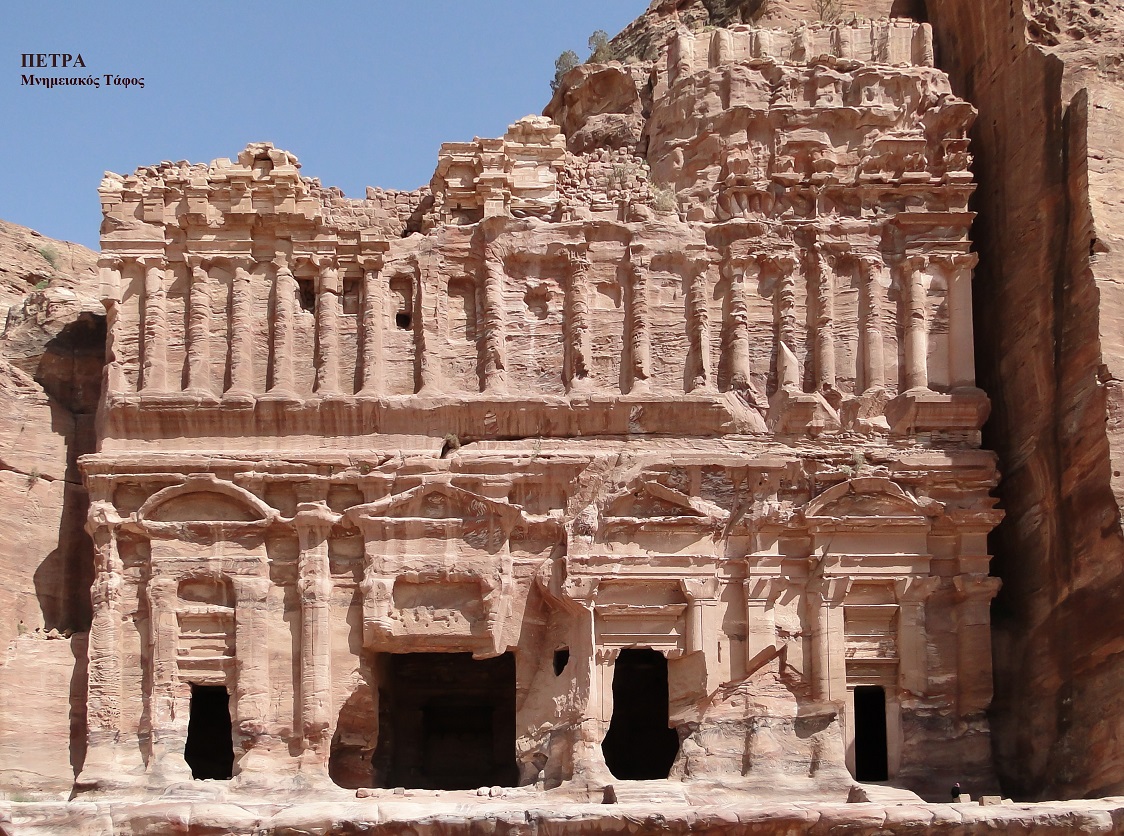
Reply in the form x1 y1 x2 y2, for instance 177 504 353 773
373 652 518 790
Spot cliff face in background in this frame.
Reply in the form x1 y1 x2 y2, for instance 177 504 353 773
918 0 1124 800
0 222 101 655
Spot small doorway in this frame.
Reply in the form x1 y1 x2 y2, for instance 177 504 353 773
853 685 889 782
184 684 234 780
375 652 518 790
602 648 679 780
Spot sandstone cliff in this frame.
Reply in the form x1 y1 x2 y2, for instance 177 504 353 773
0 222 101 656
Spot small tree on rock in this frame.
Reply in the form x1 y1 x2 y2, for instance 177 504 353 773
587 30 616 64
551 50 580 93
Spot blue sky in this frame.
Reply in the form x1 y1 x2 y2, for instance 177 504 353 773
1 1 647 250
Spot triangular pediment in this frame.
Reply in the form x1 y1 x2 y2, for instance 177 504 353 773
347 483 523 526
603 479 727 523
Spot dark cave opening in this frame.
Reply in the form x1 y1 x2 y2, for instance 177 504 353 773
602 648 679 780
374 652 518 791
853 685 889 783
184 684 234 781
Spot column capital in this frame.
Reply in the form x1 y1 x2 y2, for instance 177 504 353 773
894 575 941 603
858 252 885 271
810 576 852 604
139 254 166 270
930 252 979 273
359 254 384 272
953 573 1001 601
763 251 798 276
681 577 721 601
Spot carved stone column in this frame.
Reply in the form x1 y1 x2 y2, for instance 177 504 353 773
232 576 271 756
686 256 713 392
894 576 940 696
146 574 190 780
228 259 255 397
98 256 126 394
81 506 124 781
185 256 214 396
771 254 799 390
628 244 651 394
809 577 849 704
859 255 887 391
315 257 341 395
744 575 785 667
269 255 297 396
294 502 335 760
723 257 752 391
560 573 612 782
682 577 721 693
954 574 1002 717
140 255 168 393
359 255 385 396
809 245 836 394
945 253 980 388
482 243 508 393
563 244 592 392
903 255 930 391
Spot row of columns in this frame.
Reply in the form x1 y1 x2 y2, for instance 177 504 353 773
97 246 978 400
98 251 392 399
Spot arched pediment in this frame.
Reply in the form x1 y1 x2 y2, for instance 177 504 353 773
803 477 941 522
139 476 275 524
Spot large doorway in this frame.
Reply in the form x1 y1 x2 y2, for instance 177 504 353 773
375 652 517 790
602 648 679 780
853 685 889 782
184 684 234 780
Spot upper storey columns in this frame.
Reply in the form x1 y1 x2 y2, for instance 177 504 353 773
228 258 256 398
269 255 298 397
359 254 386 396
481 242 509 394
313 256 341 396
140 255 169 393
942 252 979 389
185 256 215 397
562 244 593 393
627 244 652 394
858 255 888 393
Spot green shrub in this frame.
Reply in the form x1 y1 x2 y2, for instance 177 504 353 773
37 245 58 270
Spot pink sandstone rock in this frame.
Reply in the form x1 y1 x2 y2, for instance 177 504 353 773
0 1 1123 832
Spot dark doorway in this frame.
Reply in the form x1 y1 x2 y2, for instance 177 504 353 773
853 685 889 782
184 684 234 780
375 652 518 790
889 0 928 22
602 648 679 780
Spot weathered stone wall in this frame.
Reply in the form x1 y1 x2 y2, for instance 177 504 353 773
920 0 1124 801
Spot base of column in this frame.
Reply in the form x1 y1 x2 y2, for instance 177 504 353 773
885 386 989 435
